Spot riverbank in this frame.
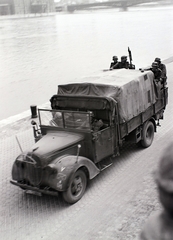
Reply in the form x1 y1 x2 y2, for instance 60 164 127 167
1 8 173 121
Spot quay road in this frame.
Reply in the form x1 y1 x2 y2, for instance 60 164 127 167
0 63 173 240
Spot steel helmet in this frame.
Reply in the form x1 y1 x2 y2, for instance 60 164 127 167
155 57 161 63
113 56 118 60
121 55 127 60
155 143 173 193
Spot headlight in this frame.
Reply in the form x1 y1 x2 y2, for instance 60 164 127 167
56 173 67 189
46 164 58 175
57 173 66 181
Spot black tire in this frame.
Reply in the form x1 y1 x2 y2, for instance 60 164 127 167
136 141 142 147
141 121 154 148
62 170 87 204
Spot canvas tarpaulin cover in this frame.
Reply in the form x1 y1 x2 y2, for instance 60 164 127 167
57 69 156 123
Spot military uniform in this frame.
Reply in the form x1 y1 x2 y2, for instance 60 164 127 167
112 55 135 69
110 61 118 69
154 58 167 85
140 142 173 240
92 119 103 131
152 68 162 81
112 61 130 69
160 63 166 77
140 211 173 240
110 56 118 69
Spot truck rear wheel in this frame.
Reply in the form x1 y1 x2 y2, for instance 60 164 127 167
141 121 154 148
62 170 87 204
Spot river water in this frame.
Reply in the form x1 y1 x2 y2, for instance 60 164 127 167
0 6 173 122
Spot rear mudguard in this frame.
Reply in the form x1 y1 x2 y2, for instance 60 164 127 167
47 155 100 192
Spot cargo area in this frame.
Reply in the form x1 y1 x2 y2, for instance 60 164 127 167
57 69 156 124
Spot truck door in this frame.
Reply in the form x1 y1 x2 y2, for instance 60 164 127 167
93 127 114 163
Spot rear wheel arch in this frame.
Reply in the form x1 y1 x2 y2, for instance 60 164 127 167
149 117 157 132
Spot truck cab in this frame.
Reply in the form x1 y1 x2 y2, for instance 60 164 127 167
11 95 119 204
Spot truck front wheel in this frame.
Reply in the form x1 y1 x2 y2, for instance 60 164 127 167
141 121 154 148
62 170 87 204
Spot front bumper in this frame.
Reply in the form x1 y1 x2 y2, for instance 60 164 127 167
10 180 59 197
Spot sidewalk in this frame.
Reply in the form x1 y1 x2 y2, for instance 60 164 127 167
0 13 56 21
0 102 50 139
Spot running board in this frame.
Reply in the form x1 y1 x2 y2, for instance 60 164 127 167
97 157 113 171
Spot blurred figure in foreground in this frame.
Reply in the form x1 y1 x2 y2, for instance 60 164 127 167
140 142 173 240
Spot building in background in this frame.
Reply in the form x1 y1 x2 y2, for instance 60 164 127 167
0 0 14 14
0 0 55 15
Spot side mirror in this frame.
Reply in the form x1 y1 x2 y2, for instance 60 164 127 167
31 120 41 142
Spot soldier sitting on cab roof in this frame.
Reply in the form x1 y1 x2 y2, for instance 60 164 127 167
112 56 135 69
110 56 118 69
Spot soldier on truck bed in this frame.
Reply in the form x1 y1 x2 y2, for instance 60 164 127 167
143 58 167 86
141 62 163 99
151 62 162 81
154 57 167 85
110 55 118 69
111 56 135 70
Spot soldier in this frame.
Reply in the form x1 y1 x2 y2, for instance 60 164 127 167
92 119 104 131
120 56 130 69
112 55 129 69
140 142 173 240
149 62 163 98
151 62 162 81
90 112 104 131
51 111 63 126
154 57 167 85
110 56 118 69
113 55 135 69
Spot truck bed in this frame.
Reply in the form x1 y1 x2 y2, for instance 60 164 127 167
58 69 156 124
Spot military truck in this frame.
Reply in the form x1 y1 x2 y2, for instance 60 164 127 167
10 68 168 204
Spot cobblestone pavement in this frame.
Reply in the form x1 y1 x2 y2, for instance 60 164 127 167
0 64 173 240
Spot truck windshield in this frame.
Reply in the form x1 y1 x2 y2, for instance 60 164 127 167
39 109 92 130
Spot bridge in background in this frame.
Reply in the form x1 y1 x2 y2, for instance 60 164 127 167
55 0 172 13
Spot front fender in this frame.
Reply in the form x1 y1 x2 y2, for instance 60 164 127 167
48 155 100 191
